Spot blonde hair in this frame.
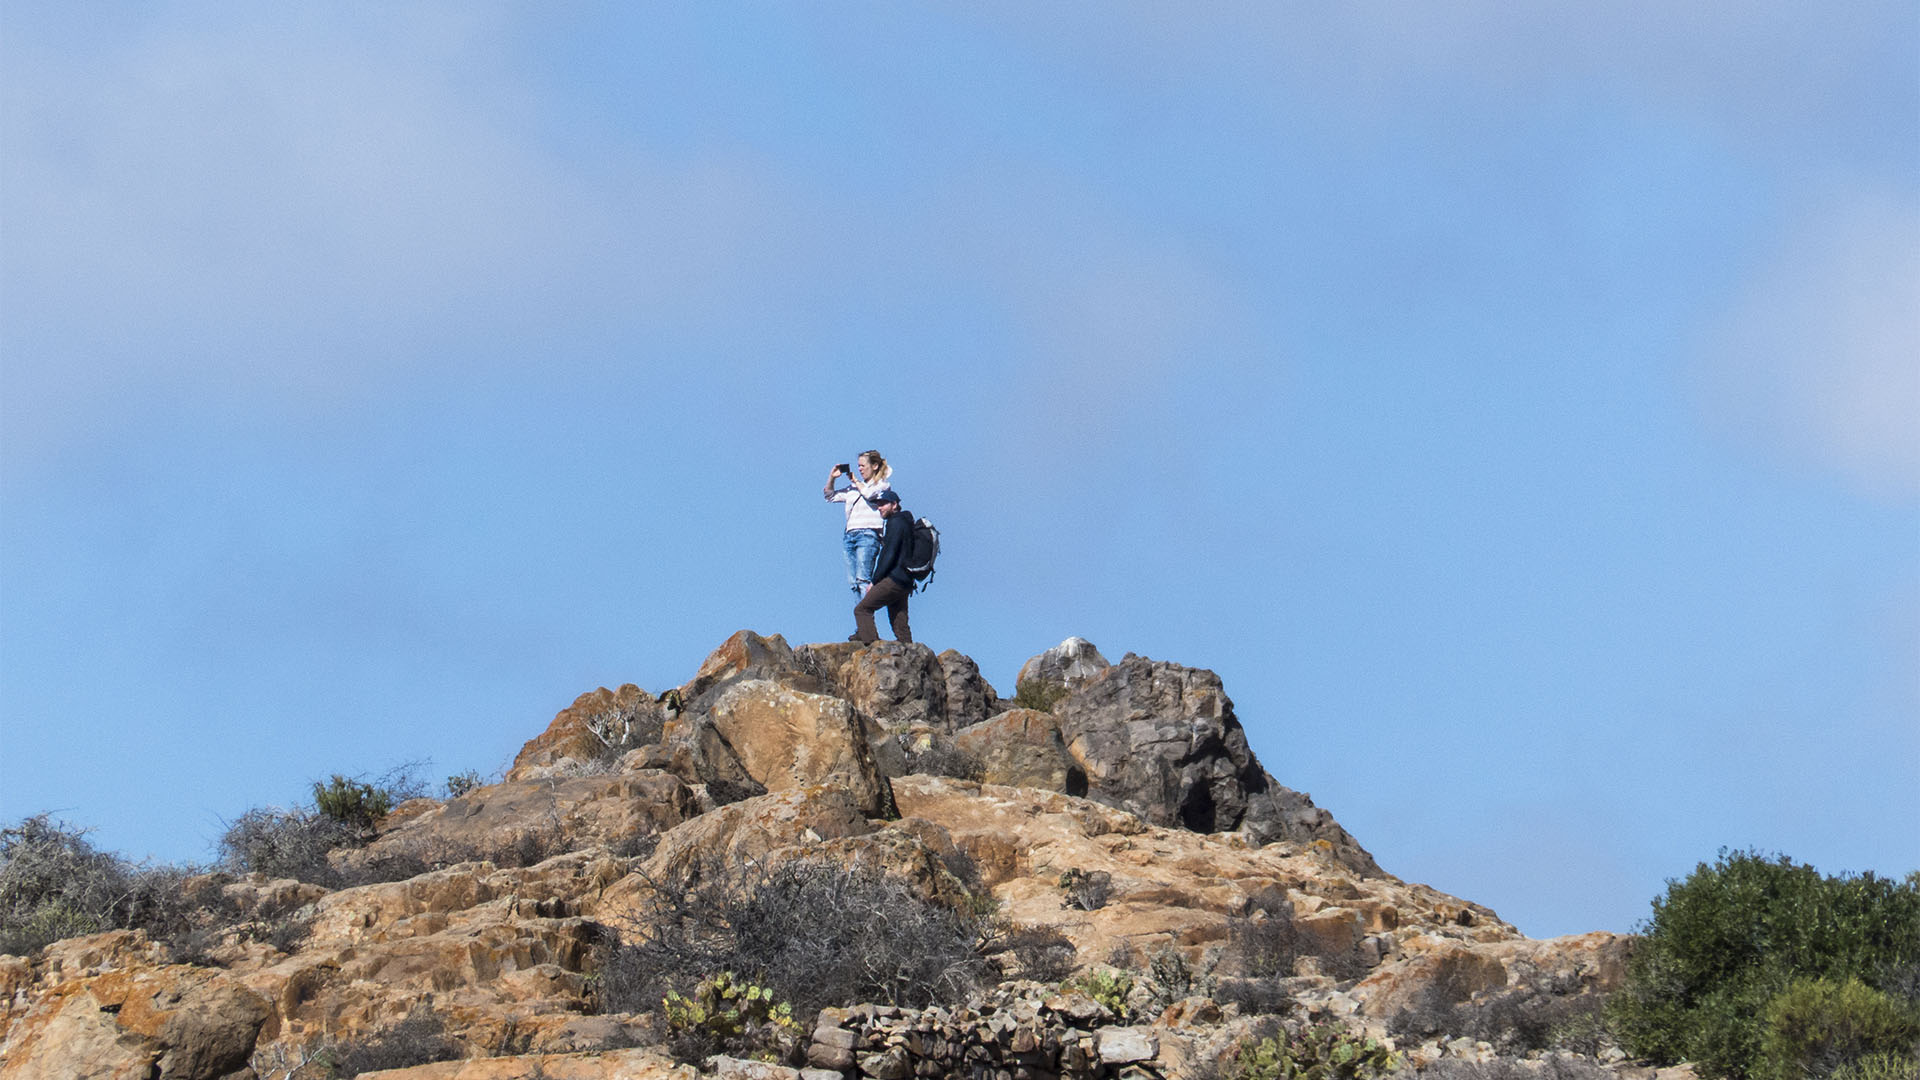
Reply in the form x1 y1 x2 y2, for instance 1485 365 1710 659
860 450 892 482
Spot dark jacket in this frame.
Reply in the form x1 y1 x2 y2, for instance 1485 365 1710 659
869 510 914 587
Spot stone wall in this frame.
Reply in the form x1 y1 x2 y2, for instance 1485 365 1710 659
803 988 1171 1080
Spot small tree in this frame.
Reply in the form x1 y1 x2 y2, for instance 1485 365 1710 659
1609 850 1920 1078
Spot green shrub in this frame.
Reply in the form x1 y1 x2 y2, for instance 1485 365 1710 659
312 775 394 831
1609 850 1920 1079
1756 977 1920 1080
662 971 802 1064
1012 678 1068 712
1217 1020 1398 1079
1064 967 1134 1017
444 771 485 798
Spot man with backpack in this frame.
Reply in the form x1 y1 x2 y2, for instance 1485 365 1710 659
851 489 917 644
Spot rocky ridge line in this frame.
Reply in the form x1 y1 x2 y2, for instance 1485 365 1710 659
0 632 1636 1080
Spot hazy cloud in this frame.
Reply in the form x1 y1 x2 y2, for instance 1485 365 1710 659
1696 190 1920 500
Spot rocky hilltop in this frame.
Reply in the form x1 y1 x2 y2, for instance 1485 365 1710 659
0 632 1637 1080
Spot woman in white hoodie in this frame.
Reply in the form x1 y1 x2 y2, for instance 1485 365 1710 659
822 450 893 595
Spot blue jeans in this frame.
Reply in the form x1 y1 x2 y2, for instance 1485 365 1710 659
843 529 881 592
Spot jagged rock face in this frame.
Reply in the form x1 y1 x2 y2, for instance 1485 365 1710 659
994 648 1380 874
937 649 997 730
802 642 950 732
1050 653 1260 835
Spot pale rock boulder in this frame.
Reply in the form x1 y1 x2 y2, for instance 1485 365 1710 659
678 630 814 712
885 774 1536 988
1016 637 1111 690
704 679 893 818
0 964 271 1080
1350 930 1632 1023
224 854 628 1062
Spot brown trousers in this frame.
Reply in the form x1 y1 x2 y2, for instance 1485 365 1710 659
853 578 912 644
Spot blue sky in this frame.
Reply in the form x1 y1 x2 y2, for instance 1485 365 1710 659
2 3 1915 940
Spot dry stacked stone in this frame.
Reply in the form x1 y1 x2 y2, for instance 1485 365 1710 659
806 987 1163 1080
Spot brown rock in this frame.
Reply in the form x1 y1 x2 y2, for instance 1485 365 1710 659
706 680 893 818
953 710 1083 794
632 786 878 889
509 684 661 781
351 771 699 871
1351 945 1508 1019
681 631 812 709
0 965 271 1080
804 641 952 731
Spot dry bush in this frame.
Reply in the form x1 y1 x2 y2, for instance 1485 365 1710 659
1390 972 1610 1058
596 855 994 1019
0 815 218 957
313 1007 462 1078
998 922 1079 982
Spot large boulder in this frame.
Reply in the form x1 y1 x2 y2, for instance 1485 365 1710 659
630 787 879 888
0 964 271 1080
703 680 894 818
678 630 821 713
348 770 701 872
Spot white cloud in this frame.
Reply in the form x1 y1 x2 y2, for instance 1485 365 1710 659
1696 190 1920 500
0 7 1262 476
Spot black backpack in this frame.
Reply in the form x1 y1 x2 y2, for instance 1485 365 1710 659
904 516 941 590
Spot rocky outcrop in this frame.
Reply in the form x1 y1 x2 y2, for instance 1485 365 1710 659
984 644 1379 873
346 771 701 872
0 629 1632 1080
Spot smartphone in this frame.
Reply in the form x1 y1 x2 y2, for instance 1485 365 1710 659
836 463 851 474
